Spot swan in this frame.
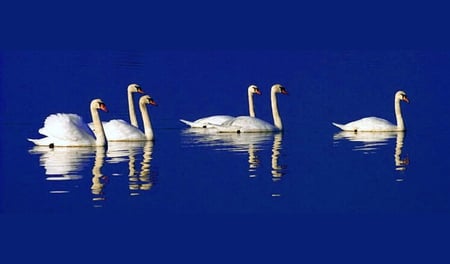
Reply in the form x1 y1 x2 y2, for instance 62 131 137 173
213 84 288 133
179 84 261 128
332 90 409 132
102 95 157 141
28 99 108 147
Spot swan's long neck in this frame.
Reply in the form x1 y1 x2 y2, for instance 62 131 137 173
128 90 139 128
140 102 154 141
271 89 283 130
394 97 405 131
91 107 107 146
248 89 256 118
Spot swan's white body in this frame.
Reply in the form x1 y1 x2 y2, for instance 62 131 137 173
28 99 108 147
101 95 157 141
214 84 288 133
332 91 409 132
180 85 261 128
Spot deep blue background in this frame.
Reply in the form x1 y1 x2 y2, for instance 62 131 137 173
2 50 450 261
2 3 450 262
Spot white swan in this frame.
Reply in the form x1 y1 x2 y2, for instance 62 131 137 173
28 99 108 147
179 84 261 128
214 84 288 133
102 95 157 141
332 90 409 132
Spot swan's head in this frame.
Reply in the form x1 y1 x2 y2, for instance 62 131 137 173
140 95 158 106
91 99 108 112
395 90 409 103
128 83 144 94
248 84 261 95
272 84 288 95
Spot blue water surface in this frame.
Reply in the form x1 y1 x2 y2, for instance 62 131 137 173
1 50 449 214
1 50 450 260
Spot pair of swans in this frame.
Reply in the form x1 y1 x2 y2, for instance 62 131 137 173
180 84 288 133
332 90 409 132
28 84 157 147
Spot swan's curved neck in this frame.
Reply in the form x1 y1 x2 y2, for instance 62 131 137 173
271 89 283 130
128 90 139 128
91 107 107 146
248 89 256 118
140 103 154 140
394 97 405 131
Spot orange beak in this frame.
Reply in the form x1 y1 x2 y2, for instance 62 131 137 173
149 99 158 106
100 104 108 112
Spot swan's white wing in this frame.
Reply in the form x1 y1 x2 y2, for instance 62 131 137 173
333 117 396 132
31 113 96 146
217 116 276 132
102 119 145 141
180 115 234 128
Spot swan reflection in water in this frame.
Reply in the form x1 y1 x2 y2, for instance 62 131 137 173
182 128 286 183
29 141 156 204
105 141 156 196
333 131 409 179
29 146 109 200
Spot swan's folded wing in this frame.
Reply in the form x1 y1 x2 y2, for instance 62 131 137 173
38 113 95 142
180 115 235 128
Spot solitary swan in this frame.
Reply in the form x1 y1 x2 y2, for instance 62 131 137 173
102 95 158 141
179 84 261 128
28 99 108 147
214 84 288 133
332 90 409 132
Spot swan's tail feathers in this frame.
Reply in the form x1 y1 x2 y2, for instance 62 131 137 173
27 137 48 146
332 122 346 131
179 119 196 127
